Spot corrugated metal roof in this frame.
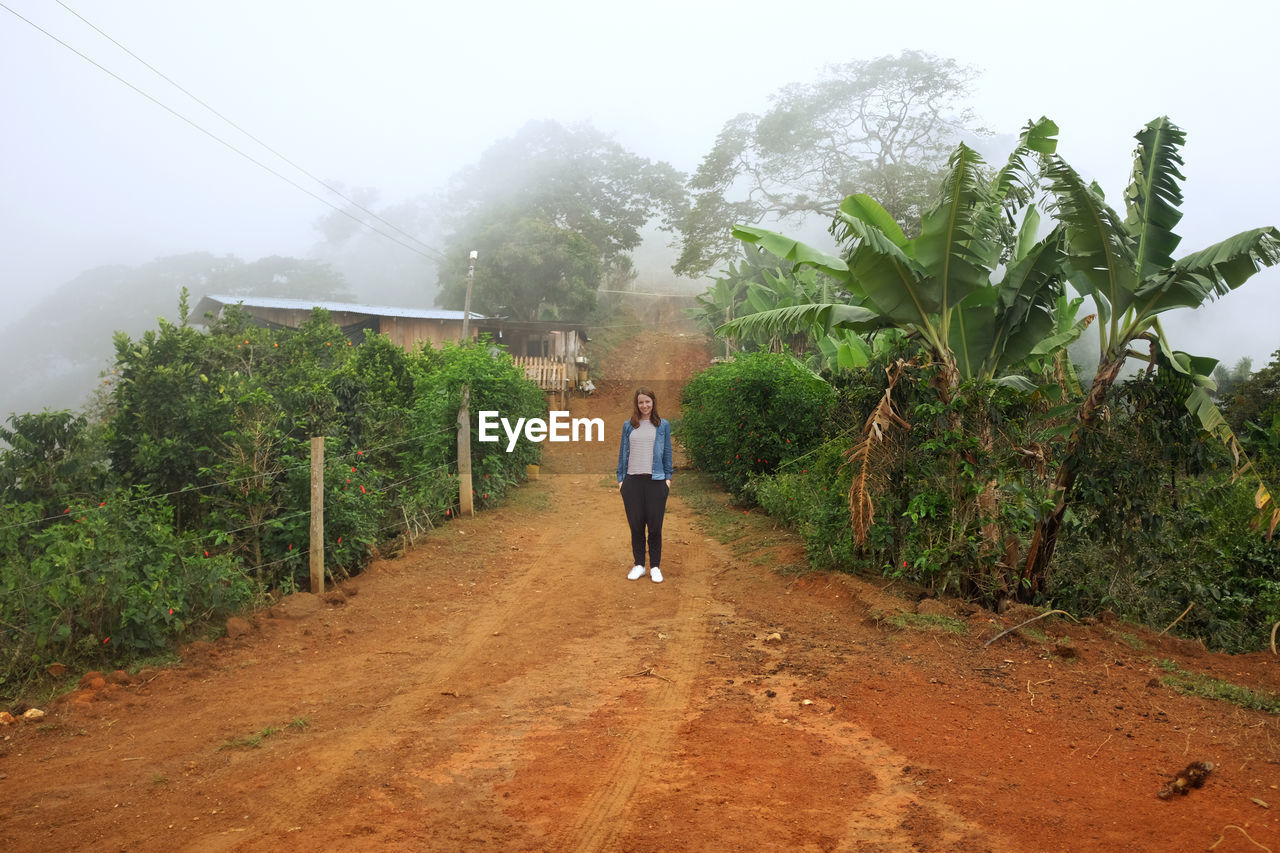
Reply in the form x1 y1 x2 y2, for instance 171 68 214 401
197 294 483 321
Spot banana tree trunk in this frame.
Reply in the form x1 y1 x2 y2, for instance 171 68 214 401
1020 355 1128 598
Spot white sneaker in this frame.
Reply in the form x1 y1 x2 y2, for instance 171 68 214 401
650 567 663 583
627 565 645 580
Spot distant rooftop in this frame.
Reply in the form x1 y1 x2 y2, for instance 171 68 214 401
194 294 482 322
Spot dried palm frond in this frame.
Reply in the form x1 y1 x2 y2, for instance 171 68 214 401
845 359 913 545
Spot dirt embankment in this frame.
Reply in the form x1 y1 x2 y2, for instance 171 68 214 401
2 330 1278 852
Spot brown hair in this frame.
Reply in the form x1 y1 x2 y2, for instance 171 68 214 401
629 387 661 428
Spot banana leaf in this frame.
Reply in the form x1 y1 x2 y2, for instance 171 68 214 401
1124 117 1186 277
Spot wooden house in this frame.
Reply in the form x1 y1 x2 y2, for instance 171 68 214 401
193 294 481 348
194 295 591 401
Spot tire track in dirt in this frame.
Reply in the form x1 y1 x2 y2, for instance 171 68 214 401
562 509 713 852
827 720 996 851
177 497 585 849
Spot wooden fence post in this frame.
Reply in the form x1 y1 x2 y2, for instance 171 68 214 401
457 385 474 517
310 435 324 594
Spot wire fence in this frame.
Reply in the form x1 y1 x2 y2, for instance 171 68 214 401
0 424 484 602
0 423 459 536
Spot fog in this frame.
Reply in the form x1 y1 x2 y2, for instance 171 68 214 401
2 0 1278 416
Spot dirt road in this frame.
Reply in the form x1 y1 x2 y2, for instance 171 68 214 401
3 330 1279 852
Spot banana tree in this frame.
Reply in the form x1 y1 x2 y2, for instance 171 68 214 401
1022 117 1280 591
719 120 1087 589
692 243 881 367
719 118 1080 388
687 272 746 358
687 248 836 358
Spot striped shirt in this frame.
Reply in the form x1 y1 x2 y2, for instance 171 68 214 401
626 420 657 476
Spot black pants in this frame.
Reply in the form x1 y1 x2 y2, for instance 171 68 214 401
620 474 668 567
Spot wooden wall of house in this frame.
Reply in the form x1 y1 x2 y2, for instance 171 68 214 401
381 317 472 351
483 328 581 360
242 307 375 329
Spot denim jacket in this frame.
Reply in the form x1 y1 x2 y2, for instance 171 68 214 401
617 418 673 483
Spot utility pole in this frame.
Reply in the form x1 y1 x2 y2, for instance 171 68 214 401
309 436 324 593
457 250 477 517
457 386 474 517
461 249 477 341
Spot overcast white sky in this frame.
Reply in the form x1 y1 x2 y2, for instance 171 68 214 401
2 0 1278 366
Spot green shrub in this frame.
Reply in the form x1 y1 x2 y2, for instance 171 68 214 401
676 351 835 500
1051 478 1280 652
411 337 545 508
0 489 254 692
755 439 859 570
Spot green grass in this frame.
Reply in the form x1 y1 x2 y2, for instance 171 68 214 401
128 651 182 672
1115 631 1147 650
678 471 757 542
218 716 310 750
1155 660 1280 714
512 482 552 513
219 726 280 750
676 470 810 575
1020 626 1051 643
881 611 969 635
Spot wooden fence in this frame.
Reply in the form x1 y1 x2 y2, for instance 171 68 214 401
513 356 570 409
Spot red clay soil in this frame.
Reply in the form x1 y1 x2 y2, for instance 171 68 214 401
2 329 1279 852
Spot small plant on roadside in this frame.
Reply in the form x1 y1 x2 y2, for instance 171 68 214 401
1155 660 1280 714
1115 632 1147 651
218 715 311 750
219 726 280 750
882 611 969 635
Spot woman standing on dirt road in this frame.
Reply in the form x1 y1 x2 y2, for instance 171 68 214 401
617 387 673 583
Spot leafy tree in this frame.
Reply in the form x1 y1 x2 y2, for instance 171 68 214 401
0 253 239 420
716 117 1280 596
0 410 102 513
1023 118 1280 589
675 51 985 277
438 214 603 322
436 120 685 319
1225 349 1280 433
717 120 1073 590
0 253 354 424
689 247 837 356
1225 349 1280 486
1212 356 1253 402
686 257 751 357
107 304 233 532
206 255 353 301
310 187 444 306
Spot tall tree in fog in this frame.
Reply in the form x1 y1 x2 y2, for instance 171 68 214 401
436 121 686 321
311 186 444 306
206 255 353 301
675 51 984 277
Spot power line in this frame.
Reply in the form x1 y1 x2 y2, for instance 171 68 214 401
0 423 460 535
51 0 447 263
0 1 448 265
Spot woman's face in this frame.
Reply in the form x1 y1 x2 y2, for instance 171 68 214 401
636 394 654 416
